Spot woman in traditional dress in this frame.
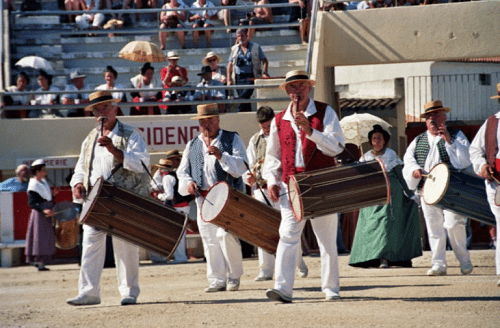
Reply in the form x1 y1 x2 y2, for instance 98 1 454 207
349 125 422 268
25 159 57 271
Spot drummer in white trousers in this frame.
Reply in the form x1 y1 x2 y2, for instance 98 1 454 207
264 70 345 302
402 100 473 277
177 103 248 292
67 90 150 306
244 106 309 281
469 83 500 287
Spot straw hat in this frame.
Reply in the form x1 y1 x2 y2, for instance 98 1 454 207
279 70 316 90
171 76 184 84
165 149 182 159
154 158 173 169
167 51 180 60
202 51 222 66
190 103 222 120
419 100 451 118
70 69 86 80
85 90 120 111
490 83 500 99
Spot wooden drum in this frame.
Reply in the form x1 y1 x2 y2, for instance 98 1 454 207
79 177 188 258
200 181 281 254
288 159 390 221
422 163 496 226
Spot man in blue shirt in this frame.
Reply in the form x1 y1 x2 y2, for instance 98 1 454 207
0 164 29 192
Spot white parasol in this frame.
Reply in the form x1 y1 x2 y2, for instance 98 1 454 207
15 56 54 72
340 113 392 147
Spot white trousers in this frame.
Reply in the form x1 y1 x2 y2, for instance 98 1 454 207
420 202 471 270
75 13 106 29
485 180 500 275
172 205 190 262
274 183 339 298
254 188 306 277
195 196 243 287
78 224 140 299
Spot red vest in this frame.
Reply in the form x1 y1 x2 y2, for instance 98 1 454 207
275 101 336 183
485 115 500 180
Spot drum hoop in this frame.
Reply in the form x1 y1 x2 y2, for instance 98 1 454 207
423 163 450 206
288 175 304 222
78 176 104 225
374 157 391 204
200 181 229 223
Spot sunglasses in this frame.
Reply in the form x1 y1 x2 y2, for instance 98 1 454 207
207 58 217 63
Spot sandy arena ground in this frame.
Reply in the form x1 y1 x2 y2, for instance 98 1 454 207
1 249 499 327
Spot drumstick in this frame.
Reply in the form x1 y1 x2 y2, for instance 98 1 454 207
243 161 272 207
99 116 108 137
195 190 213 206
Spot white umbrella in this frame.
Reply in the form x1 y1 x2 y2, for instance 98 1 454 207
15 56 54 72
340 113 392 147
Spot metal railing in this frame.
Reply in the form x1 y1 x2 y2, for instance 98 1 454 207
1 3 306 115
406 72 500 122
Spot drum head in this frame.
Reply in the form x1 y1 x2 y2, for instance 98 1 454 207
288 176 304 222
79 177 104 224
52 201 81 222
422 164 450 205
201 182 229 222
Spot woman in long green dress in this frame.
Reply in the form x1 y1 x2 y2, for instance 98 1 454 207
349 125 422 268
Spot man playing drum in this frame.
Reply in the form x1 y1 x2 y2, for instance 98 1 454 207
402 100 473 277
263 70 345 302
177 103 248 292
67 90 150 306
469 83 500 287
244 106 309 282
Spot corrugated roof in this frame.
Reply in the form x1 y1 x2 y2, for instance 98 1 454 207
339 98 400 111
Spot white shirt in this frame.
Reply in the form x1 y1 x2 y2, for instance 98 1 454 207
359 148 403 173
62 83 91 100
190 0 218 24
177 129 248 195
470 111 500 178
243 129 267 186
402 129 472 190
35 85 59 105
95 83 126 102
130 74 162 99
6 85 29 105
158 173 177 202
263 99 345 186
70 122 150 188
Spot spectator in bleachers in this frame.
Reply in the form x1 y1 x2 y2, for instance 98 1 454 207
162 76 193 114
227 28 269 112
130 62 162 115
2 72 30 119
102 0 134 36
95 65 127 102
203 51 227 85
161 51 189 87
192 66 226 106
189 0 218 48
74 0 107 32
29 70 63 118
239 0 273 41
133 0 158 22
65 0 87 23
63 70 92 117
159 0 188 50
95 66 126 115
217 0 237 33
288 0 309 43
0 164 30 192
